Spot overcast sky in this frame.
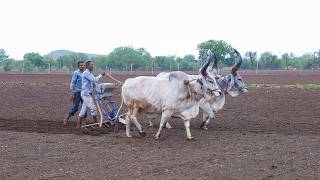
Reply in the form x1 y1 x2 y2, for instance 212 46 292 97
1 0 319 59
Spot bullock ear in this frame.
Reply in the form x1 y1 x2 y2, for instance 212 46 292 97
231 67 238 75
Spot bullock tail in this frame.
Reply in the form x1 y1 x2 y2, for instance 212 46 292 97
116 93 124 119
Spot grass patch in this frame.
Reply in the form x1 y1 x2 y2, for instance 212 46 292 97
248 83 320 89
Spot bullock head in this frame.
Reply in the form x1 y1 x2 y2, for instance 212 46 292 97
223 49 248 97
198 50 222 98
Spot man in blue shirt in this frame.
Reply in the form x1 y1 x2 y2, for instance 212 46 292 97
63 61 86 126
77 61 105 128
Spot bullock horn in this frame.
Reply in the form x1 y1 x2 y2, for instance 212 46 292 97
212 53 218 69
200 52 214 76
231 49 242 75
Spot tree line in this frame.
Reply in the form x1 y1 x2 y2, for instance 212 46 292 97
1 40 320 72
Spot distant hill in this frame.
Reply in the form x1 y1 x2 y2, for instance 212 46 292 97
46 49 104 59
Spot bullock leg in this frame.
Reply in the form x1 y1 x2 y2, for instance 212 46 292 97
149 121 172 129
183 120 194 140
131 108 146 137
149 120 172 129
199 103 215 130
125 107 133 137
165 122 173 129
155 111 172 139
125 114 132 137
148 121 153 127
200 113 210 130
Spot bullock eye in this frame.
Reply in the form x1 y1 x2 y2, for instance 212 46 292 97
238 78 242 81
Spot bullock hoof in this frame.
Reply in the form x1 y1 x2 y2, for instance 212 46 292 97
165 124 173 129
187 137 195 141
200 122 209 130
126 134 133 138
154 135 160 140
200 125 209 130
139 131 146 137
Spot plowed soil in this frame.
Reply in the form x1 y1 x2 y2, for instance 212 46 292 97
1 71 320 180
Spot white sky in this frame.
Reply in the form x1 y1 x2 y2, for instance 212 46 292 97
0 0 319 59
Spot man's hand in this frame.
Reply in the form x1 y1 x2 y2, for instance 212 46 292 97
114 82 123 87
69 93 74 102
101 72 106 76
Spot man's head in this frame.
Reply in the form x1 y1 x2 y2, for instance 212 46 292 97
78 61 85 71
85 61 94 71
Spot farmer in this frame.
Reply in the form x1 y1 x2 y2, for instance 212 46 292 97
77 60 106 128
63 61 86 125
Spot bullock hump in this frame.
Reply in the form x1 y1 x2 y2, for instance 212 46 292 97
168 71 189 82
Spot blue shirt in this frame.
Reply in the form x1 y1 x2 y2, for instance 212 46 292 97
70 69 83 93
81 69 102 96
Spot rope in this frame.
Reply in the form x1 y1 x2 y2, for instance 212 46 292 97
104 72 124 119
105 72 123 84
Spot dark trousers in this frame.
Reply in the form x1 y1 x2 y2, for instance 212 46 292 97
69 92 86 117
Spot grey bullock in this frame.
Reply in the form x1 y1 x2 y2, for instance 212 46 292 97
121 55 221 140
156 49 248 130
199 49 248 129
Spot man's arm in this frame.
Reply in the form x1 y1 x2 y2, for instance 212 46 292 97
84 72 105 82
94 74 102 82
70 72 77 91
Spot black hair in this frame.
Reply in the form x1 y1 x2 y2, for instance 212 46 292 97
77 61 84 67
85 61 93 68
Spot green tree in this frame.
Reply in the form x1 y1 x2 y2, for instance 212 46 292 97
43 56 57 71
179 55 197 71
244 51 257 69
93 55 112 70
313 50 320 68
197 40 235 67
107 46 151 70
3 58 14 71
0 49 9 61
154 56 176 70
23 60 34 72
23 52 44 69
56 53 89 71
0 49 9 70
260 52 273 69
281 53 290 70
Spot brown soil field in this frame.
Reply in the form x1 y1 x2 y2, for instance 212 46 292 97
1 71 320 179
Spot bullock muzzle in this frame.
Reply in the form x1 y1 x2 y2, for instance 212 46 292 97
208 88 222 97
242 87 249 93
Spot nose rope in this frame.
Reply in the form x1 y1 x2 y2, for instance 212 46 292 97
185 78 221 98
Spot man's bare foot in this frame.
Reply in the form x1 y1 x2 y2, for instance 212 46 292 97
63 118 68 126
77 117 83 128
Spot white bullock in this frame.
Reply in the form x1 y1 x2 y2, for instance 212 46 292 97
121 56 221 140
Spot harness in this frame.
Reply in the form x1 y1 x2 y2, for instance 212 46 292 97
186 78 220 98
196 79 203 89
